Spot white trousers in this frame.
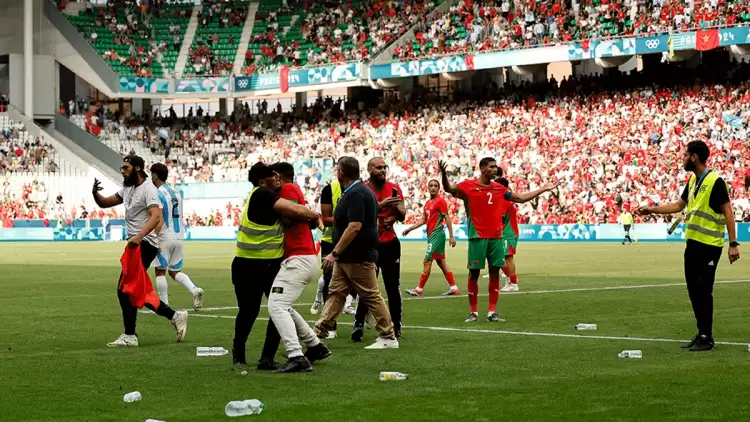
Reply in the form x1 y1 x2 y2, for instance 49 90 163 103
268 255 319 358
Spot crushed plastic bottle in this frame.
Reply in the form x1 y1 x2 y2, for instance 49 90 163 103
225 399 264 417
575 324 597 330
196 347 229 357
618 350 642 359
123 392 142 403
379 372 409 381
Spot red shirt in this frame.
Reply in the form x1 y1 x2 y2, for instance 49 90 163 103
456 179 512 239
424 196 448 236
365 180 404 243
279 183 316 257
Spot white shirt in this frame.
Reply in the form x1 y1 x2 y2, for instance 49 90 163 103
117 180 160 246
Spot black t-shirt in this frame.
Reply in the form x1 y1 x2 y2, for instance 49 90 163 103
320 184 332 205
680 173 730 215
247 187 280 226
333 181 379 263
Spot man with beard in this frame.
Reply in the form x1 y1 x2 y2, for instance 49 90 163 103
637 140 740 351
92 155 188 347
352 157 406 342
439 157 559 322
403 179 459 296
232 162 320 372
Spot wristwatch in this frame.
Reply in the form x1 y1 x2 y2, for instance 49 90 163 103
331 251 340 258
729 241 740 248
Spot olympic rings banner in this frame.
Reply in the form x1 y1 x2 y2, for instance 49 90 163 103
235 63 361 92
2 223 748 242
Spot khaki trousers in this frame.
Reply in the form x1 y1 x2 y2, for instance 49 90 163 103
314 261 395 340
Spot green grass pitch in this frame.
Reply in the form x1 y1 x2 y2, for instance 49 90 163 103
2 241 750 421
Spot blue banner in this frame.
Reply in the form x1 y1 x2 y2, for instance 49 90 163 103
635 34 671 55
119 77 169 93
235 63 361 92
719 26 750 46
567 38 637 60
371 55 474 79
4 224 747 242
175 77 231 94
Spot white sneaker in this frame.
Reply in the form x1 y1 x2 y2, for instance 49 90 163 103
326 330 337 339
310 300 323 315
365 312 376 329
192 288 205 311
343 306 356 315
364 337 399 350
107 333 138 348
171 310 188 342
501 283 519 292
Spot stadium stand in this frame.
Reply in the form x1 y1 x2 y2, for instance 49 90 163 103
185 0 249 77
149 1 195 75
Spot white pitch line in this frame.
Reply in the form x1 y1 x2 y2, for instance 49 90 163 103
180 313 750 347
192 279 750 312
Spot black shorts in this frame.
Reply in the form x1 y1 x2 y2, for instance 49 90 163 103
321 241 333 258
624 225 631 232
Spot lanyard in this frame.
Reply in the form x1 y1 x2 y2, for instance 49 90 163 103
343 179 361 195
693 168 710 196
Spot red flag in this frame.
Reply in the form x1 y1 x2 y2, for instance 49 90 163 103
119 246 160 310
280 66 290 93
695 29 719 51
581 39 590 51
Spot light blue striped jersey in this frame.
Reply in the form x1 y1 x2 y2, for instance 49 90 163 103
157 184 184 240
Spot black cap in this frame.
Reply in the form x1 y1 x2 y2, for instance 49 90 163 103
123 155 146 171
248 162 275 185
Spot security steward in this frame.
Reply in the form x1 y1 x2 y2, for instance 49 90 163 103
319 180 342 303
232 162 320 371
637 141 740 351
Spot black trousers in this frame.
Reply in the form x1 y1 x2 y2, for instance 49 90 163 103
354 239 402 328
231 256 283 364
684 240 723 338
118 241 176 335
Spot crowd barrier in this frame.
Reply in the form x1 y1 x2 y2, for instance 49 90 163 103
1 223 749 242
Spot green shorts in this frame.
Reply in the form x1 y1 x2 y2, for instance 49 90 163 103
503 237 518 256
425 230 447 260
467 238 507 270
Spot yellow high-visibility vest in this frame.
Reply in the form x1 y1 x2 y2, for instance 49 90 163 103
321 181 341 243
685 172 726 247
235 188 284 259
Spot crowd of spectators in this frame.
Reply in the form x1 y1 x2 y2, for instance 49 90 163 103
394 0 750 61
185 1 248 77
61 58 750 226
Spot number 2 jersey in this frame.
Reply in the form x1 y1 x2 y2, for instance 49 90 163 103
456 179 512 239
157 184 184 241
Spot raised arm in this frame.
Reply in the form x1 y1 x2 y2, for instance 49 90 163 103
438 160 459 196
508 181 561 203
402 214 426 236
92 178 123 209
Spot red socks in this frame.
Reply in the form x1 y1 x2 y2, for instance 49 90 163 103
445 272 456 287
468 277 478 313
509 274 518 285
501 266 510 277
488 275 500 313
417 273 429 289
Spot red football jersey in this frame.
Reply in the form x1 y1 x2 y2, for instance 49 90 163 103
456 179 512 239
279 183 316 257
366 180 404 243
424 196 449 236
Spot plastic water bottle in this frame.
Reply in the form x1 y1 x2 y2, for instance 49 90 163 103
575 324 597 330
225 399 265 417
123 392 142 403
379 372 409 381
196 347 229 357
618 350 642 359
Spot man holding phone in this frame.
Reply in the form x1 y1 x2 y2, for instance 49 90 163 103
352 157 406 341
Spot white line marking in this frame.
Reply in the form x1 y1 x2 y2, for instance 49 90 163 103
192 279 750 311
177 313 750 347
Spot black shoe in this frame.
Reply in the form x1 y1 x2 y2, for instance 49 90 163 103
681 334 699 349
305 342 332 363
257 358 282 371
394 324 402 341
273 356 313 373
689 335 715 352
351 324 364 342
